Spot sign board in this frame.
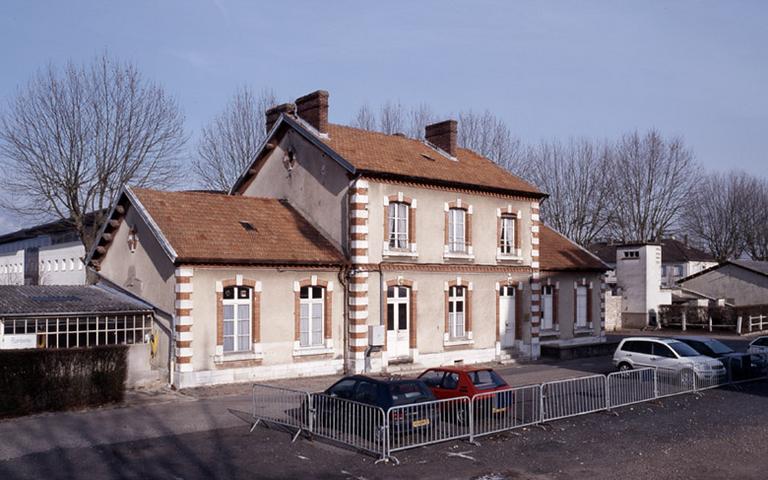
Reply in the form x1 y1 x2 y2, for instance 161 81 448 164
0 333 38 350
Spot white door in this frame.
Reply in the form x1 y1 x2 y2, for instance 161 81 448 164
500 286 516 348
387 286 410 358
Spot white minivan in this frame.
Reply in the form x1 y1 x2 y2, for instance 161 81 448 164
613 337 726 384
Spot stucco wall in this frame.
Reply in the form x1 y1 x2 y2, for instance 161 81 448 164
188 267 345 373
241 129 351 251
681 264 768 306
366 182 534 266
540 272 603 342
98 206 176 314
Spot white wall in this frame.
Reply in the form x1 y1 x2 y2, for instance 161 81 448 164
38 242 86 285
616 245 671 328
0 250 25 285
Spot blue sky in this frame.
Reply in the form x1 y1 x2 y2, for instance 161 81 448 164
0 1 766 233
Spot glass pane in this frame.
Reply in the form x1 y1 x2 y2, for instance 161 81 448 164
387 286 395 298
223 287 235 299
398 287 407 298
398 303 407 330
300 331 309 347
312 302 322 320
387 304 395 330
224 337 234 352
238 319 249 338
224 305 234 320
300 287 309 299
238 287 250 299
223 320 234 336
456 300 464 313
312 287 323 299
237 304 250 322
238 335 249 352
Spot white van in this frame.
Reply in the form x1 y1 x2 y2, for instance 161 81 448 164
613 337 725 384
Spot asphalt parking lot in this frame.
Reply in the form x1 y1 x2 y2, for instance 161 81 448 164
1 379 766 479
0 330 763 479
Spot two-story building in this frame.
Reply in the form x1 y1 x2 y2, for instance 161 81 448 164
88 90 607 388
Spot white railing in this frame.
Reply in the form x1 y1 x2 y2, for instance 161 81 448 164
606 368 655 408
248 358 768 461
471 384 541 439
386 397 470 454
541 375 607 422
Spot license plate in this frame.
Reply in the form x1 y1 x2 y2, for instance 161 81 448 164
412 418 430 428
492 407 507 414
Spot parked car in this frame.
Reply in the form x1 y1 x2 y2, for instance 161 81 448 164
673 336 758 379
613 337 726 386
315 375 437 436
748 336 768 355
417 367 511 422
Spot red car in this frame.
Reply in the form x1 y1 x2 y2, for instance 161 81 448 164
417 366 510 400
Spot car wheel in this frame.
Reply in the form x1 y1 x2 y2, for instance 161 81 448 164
618 362 632 372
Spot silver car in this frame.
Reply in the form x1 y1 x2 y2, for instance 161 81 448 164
613 337 726 385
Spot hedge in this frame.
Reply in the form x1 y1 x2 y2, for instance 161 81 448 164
0 345 128 418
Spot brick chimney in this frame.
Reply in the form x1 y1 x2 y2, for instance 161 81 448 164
295 90 329 133
425 120 458 157
265 102 296 133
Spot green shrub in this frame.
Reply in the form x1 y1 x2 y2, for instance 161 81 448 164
0 345 127 418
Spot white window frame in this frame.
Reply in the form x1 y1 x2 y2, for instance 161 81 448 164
448 208 466 253
500 216 516 254
223 286 252 353
542 285 554 330
388 202 409 250
448 285 466 339
300 286 325 347
387 286 410 332
576 285 588 328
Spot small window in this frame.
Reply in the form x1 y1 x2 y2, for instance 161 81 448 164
576 286 588 328
499 215 516 254
541 285 554 330
623 251 640 259
653 343 676 358
388 202 409 250
222 286 252 353
442 372 460 389
299 286 325 347
448 286 466 338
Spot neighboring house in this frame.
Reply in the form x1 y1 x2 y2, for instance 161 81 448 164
589 239 717 330
88 90 608 388
0 285 162 386
0 215 99 286
677 260 768 307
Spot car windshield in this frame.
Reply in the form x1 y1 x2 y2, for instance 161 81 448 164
388 382 432 406
468 370 507 390
704 340 733 355
669 342 701 357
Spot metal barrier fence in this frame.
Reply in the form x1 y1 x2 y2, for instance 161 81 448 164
248 356 768 461
541 375 607 422
471 384 541 440
311 394 386 457
386 397 470 454
607 368 655 409
251 384 311 439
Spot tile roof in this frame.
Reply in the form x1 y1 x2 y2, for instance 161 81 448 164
321 124 543 197
130 188 344 266
0 285 153 317
539 225 608 272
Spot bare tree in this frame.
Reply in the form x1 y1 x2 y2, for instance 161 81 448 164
378 100 406 135
458 110 529 179
526 138 613 246
0 53 186 252
743 177 768 261
682 172 754 261
607 130 698 242
406 103 435 139
351 103 377 131
193 86 276 192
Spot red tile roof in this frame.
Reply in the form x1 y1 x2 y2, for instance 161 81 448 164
130 188 344 266
322 124 542 196
539 225 608 272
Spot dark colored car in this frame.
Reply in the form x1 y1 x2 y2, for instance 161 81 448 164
316 375 437 434
673 336 758 379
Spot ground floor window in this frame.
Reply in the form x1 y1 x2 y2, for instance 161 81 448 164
576 285 588 328
300 286 325 347
223 286 252 353
448 285 466 338
542 285 554 330
2 314 153 349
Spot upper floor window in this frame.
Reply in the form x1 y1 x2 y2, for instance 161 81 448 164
299 286 325 347
223 286 252 353
388 202 409 250
448 208 466 253
499 215 516 254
